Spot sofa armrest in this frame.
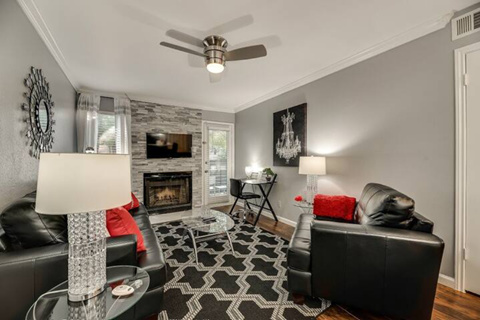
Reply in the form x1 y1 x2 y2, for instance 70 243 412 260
106 234 138 266
0 235 137 320
311 220 444 320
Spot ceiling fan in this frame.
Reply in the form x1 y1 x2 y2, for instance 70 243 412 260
160 35 267 75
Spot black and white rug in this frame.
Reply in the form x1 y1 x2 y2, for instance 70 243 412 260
153 217 330 320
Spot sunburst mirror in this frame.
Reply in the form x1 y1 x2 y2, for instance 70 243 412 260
23 67 55 158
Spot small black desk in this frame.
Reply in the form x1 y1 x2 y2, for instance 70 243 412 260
240 178 278 226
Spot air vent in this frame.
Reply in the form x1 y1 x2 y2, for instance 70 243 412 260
452 8 480 40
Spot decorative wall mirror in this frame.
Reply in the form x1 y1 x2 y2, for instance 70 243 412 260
23 67 55 158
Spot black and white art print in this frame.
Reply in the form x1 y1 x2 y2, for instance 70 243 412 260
273 103 307 167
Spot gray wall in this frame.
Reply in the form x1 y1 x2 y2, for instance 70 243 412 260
0 0 77 212
235 5 480 277
202 110 235 123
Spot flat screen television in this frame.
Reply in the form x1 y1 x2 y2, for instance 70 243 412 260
146 133 192 159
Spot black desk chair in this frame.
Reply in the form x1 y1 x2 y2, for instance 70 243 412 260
228 178 261 219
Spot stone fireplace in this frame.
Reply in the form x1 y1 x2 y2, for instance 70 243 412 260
130 100 202 214
144 172 192 214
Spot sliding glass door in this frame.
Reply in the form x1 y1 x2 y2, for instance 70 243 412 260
203 122 234 205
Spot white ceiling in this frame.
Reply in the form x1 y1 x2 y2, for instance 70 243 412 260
27 0 477 112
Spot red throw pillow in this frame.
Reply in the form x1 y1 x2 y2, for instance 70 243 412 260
313 194 356 222
106 207 146 252
122 192 140 211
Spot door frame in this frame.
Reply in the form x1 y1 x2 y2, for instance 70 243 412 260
201 120 235 206
454 41 480 293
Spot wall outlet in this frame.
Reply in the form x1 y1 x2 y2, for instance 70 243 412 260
278 200 282 208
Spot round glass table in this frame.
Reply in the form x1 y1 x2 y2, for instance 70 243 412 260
182 208 236 264
26 266 149 320
293 201 313 214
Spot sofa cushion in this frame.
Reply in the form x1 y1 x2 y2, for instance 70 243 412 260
354 183 415 229
287 214 314 272
0 192 67 250
106 207 146 252
313 194 356 222
122 192 140 211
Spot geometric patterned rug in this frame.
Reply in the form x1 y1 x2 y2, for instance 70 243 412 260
153 217 331 320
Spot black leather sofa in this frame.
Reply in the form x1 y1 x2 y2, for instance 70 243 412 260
0 192 166 320
287 183 444 320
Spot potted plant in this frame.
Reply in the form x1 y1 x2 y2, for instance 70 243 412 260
263 168 275 181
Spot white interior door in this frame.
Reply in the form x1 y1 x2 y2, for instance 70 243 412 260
203 122 234 205
465 48 480 295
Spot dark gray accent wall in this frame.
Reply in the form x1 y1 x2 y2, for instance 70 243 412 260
235 5 480 277
0 0 77 212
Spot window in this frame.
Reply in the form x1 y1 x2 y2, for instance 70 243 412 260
97 112 117 153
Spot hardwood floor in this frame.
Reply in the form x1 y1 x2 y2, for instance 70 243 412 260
214 205 480 320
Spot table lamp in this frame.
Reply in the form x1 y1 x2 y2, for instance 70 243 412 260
35 153 131 302
299 156 326 204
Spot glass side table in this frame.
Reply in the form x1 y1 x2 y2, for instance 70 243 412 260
26 266 150 320
293 201 313 214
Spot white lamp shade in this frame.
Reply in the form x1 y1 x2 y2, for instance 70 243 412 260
299 156 326 175
35 153 132 214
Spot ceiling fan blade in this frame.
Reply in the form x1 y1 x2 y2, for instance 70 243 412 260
209 72 222 83
160 42 206 58
166 30 204 48
208 15 254 35
225 45 267 61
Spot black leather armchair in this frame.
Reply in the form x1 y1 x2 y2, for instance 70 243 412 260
287 183 444 320
0 192 167 320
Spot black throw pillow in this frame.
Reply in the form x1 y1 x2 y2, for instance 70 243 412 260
0 192 67 250
354 183 415 229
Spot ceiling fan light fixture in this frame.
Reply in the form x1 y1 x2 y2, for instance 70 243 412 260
207 62 225 74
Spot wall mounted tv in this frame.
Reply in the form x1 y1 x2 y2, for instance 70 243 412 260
146 133 192 159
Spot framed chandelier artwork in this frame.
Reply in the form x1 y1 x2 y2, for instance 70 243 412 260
273 103 307 166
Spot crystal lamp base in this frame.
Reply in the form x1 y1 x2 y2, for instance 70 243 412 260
306 174 318 204
67 210 107 302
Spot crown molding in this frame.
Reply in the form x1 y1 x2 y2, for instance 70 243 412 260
17 0 79 90
234 11 455 113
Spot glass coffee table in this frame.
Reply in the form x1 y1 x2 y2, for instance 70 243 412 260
182 209 235 264
26 266 149 320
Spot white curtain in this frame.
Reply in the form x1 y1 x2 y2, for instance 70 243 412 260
114 97 131 155
76 93 100 153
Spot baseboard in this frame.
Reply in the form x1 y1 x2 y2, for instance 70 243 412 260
438 274 455 289
238 201 297 227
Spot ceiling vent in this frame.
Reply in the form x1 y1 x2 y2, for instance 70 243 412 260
452 8 480 40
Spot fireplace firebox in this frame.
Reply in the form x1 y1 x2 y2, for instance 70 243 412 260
144 172 192 214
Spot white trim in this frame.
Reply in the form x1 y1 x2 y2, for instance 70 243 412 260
454 41 480 293
238 201 297 227
202 121 235 206
234 11 454 113
17 0 79 90
439 274 455 289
